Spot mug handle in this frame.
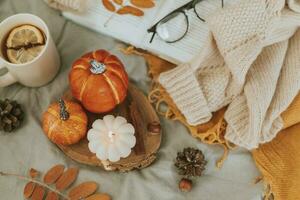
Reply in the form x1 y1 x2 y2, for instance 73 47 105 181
0 60 17 87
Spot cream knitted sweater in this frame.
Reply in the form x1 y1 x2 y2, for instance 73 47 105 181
159 0 300 149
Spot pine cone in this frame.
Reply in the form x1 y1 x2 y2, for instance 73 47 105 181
0 99 24 132
175 147 207 177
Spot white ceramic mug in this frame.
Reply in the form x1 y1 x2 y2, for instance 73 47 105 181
0 13 60 87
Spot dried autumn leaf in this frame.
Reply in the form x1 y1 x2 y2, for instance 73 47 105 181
44 164 65 184
117 6 144 16
113 0 123 5
31 185 45 200
130 0 155 8
86 193 111 200
102 0 116 12
23 182 36 198
29 168 39 178
68 181 98 200
55 167 79 191
45 191 59 200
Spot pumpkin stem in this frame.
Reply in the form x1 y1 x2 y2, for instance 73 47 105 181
90 60 106 74
59 98 69 121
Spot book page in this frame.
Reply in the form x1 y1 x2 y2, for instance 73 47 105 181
142 0 222 64
149 0 190 22
63 0 241 64
63 0 167 47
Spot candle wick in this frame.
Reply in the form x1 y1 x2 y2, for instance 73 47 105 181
108 131 115 142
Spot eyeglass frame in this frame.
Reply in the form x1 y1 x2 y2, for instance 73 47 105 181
147 0 224 43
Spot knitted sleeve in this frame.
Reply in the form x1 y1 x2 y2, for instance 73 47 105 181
158 63 212 126
158 35 231 126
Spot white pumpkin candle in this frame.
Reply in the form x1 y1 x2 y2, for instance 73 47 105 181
87 115 136 162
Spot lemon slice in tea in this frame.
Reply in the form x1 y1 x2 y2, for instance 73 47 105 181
6 25 44 48
7 46 45 64
6 25 45 64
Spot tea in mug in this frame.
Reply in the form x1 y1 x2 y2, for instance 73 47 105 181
1 24 46 64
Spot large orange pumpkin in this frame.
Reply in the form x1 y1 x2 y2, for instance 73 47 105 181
69 49 129 113
42 99 88 145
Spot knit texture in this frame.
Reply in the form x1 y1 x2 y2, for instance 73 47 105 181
159 0 300 149
288 0 300 12
159 64 212 125
225 40 289 149
252 93 300 200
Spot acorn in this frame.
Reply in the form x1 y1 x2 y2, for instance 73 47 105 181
147 121 161 135
179 178 192 192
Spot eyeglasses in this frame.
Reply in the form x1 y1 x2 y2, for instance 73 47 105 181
147 0 224 43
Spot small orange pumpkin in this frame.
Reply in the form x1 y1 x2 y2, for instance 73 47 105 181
69 49 129 113
42 99 88 145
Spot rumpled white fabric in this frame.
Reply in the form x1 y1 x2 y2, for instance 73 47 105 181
159 0 300 149
43 0 90 12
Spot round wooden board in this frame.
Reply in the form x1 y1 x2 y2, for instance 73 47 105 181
57 84 162 172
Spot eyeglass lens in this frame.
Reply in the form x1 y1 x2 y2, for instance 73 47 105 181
150 0 224 43
156 12 189 43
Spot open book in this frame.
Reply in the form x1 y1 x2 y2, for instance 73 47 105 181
63 0 221 64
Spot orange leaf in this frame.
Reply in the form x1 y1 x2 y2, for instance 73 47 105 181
31 185 45 200
102 0 116 12
117 6 144 16
68 181 98 200
55 167 79 191
113 0 123 5
86 193 111 200
43 164 65 184
130 0 155 8
23 182 35 198
29 168 39 178
45 191 59 200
